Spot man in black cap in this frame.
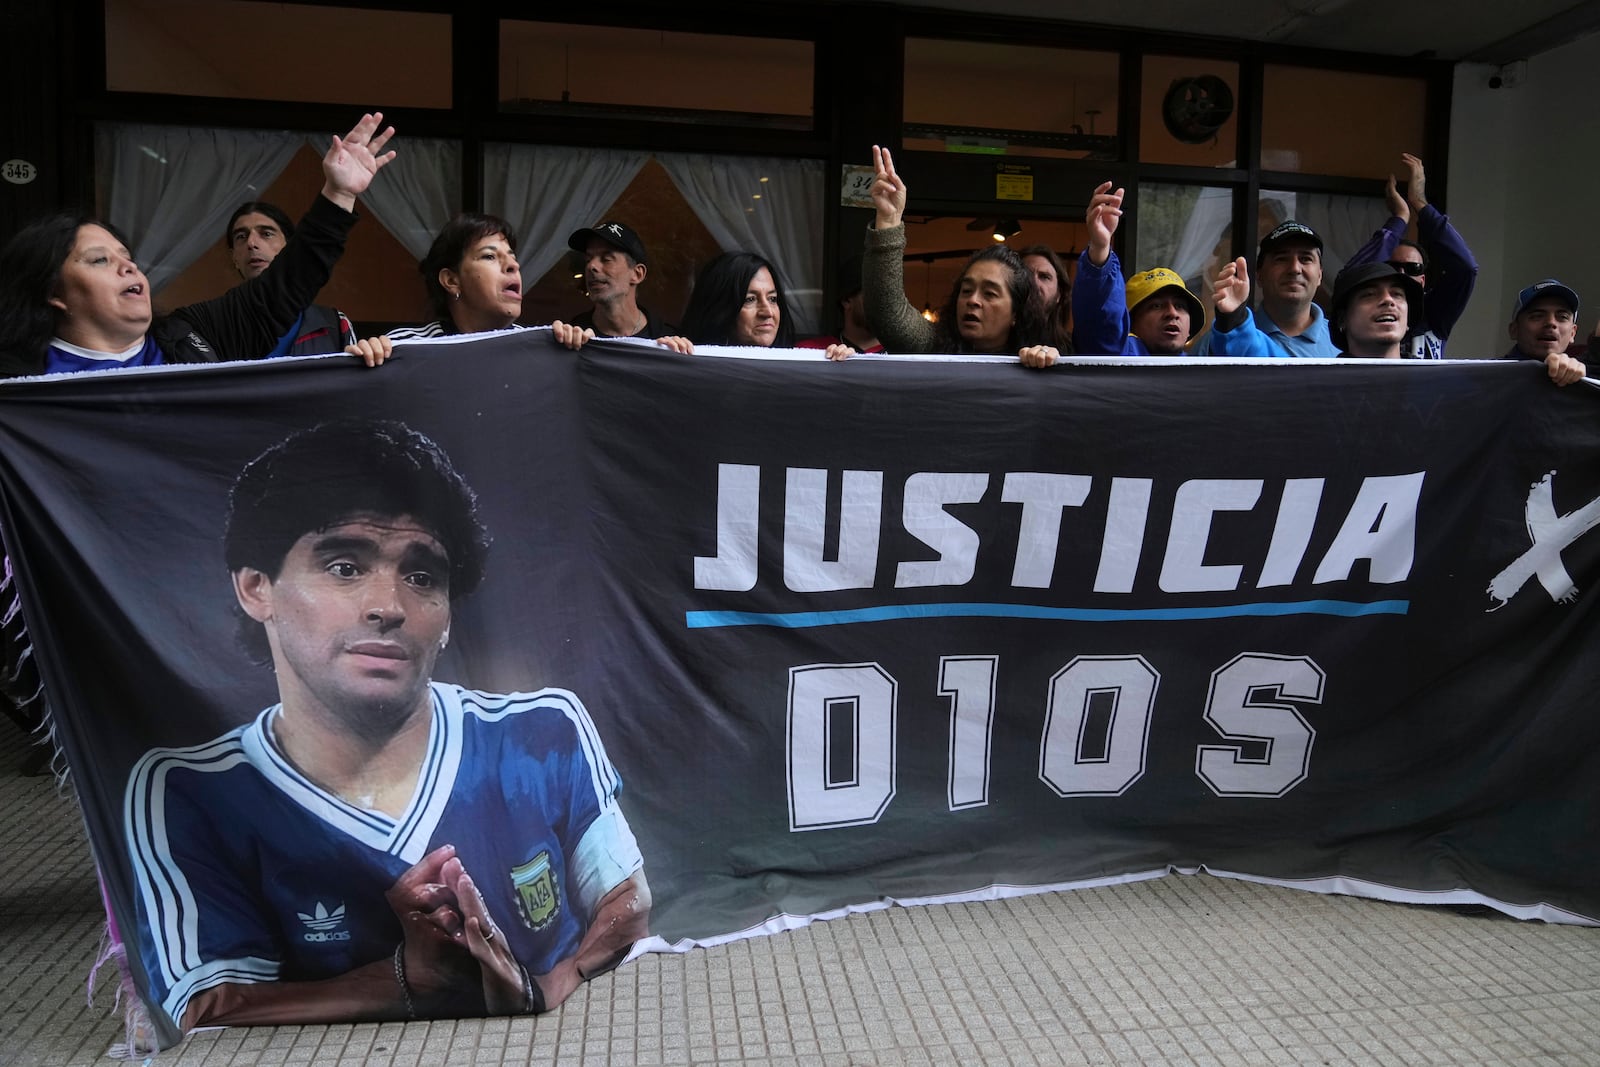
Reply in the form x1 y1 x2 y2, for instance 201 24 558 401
567 221 676 340
1327 262 1422 359
1506 279 1587 386
1208 220 1340 359
1212 259 1418 360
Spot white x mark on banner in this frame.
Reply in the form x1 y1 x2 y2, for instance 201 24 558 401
1487 471 1600 609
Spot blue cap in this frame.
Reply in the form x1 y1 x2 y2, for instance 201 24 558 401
1512 279 1579 320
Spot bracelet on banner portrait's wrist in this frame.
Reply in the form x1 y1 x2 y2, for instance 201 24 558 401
393 942 417 1020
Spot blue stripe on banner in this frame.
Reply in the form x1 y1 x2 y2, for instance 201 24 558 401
685 600 1410 629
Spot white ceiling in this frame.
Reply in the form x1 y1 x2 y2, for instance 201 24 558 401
892 0 1600 63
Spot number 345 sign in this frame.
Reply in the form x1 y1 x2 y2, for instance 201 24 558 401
3 160 38 185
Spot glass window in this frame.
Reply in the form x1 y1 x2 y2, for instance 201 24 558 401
1135 183 1235 298
499 23 813 128
105 0 450 108
500 153 826 336
148 145 428 327
904 39 1119 160
1140 57 1239 167
1261 67 1425 179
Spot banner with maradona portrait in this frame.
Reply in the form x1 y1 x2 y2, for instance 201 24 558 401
0 331 1597 1048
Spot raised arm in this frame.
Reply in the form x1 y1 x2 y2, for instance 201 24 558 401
1344 169 1409 271
169 113 397 360
1070 182 1132 354
861 145 939 353
1405 155 1478 339
1206 257 1277 358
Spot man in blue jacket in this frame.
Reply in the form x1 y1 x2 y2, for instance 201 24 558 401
1069 182 1206 355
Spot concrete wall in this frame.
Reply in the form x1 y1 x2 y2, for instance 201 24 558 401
1449 34 1600 357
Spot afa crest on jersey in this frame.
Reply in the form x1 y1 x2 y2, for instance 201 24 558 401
511 851 559 931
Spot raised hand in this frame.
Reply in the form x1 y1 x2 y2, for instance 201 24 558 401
321 112 397 211
1085 182 1124 266
1211 257 1252 316
869 145 908 230
1384 173 1410 226
1401 153 1427 213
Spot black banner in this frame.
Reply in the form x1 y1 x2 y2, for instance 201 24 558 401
2 332 1597 1046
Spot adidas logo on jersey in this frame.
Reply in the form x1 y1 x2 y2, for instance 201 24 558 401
297 901 352 942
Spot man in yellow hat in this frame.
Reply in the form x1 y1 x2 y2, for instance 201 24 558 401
1069 182 1207 355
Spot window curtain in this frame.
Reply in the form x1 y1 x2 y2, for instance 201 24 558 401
96 123 300 293
1159 188 1382 296
656 153 825 336
310 134 462 262
481 144 650 282
1278 193 1390 280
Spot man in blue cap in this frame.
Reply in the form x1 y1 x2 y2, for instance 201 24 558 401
1506 280 1587 386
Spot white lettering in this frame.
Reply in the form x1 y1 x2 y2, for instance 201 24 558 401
783 468 883 592
1313 473 1425 584
898 473 990 588
787 663 897 830
694 463 761 591
1002 473 1091 588
942 656 997 810
1258 478 1325 588
1196 653 1321 797
1039 656 1159 796
1094 477 1153 593
1160 479 1263 592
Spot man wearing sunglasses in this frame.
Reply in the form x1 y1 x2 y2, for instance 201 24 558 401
1345 153 1478 359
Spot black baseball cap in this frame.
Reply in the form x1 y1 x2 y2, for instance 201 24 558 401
1328 262 1422 351
1257 220 1323 261
568 221 648 267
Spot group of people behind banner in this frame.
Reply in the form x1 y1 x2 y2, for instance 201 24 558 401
0 114 1591 382
0 109 1596 1047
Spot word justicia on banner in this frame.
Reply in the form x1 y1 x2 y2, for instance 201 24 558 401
691 464 1425 614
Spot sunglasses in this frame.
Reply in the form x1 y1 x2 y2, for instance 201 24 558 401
1387 260 1425 276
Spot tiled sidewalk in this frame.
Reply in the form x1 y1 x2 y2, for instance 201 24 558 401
4 711 1598 1067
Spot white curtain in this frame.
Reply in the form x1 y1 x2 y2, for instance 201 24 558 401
482 143 650 281
96 123 300 292
1160 187 1383 294
309 134 461 261
1287 193 1390 280
657 153 825 335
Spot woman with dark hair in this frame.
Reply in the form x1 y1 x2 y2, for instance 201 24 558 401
352 213 690 360
858 146 1055 364
1018 244 1074 354
680 251 800 349
386 213 525 341
0 113 394 379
